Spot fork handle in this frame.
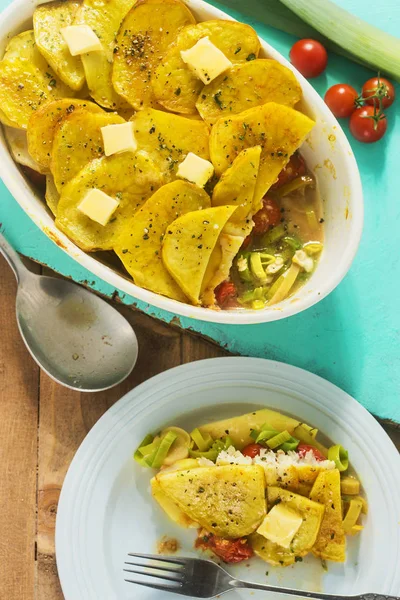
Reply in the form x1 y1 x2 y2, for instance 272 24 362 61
231 580 399 600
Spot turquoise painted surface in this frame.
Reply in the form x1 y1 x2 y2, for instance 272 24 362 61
1 0 399 421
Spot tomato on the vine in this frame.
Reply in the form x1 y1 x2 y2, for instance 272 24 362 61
362 76 395 109
349 106 387 143
289 39 328 78
324 84 358 118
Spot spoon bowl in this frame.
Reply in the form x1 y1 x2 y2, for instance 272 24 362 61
1 234 138 391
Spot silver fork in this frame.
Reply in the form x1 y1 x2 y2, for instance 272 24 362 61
124 553 399 599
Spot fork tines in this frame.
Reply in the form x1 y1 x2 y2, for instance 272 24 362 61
124 553 184 592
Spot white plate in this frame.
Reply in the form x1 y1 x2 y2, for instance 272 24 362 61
0 0 363 325
56 357 400 599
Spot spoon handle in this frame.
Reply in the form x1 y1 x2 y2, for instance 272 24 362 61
0 233 31 283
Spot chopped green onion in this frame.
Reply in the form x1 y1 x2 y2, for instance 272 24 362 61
342 498 363 533
266 430 291 449
259 253 276 264
279 0 400 82
223 436 234 449
306 208 319 230
236 254 253 282
282 236 302 251
238 286 266 304
255 429 279 444
250 428 259 441
275 175 314 198
189 439 226 462
133 434 155 466
304 242 323 255
280 437 300 452
328 444 349 472
250 252 267 282
151 431 178 468
191 428 213 452
262 223 286 245
251 299 265 310
268 263 300 305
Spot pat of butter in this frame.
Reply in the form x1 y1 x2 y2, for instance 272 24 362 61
177 152 214 188
180 37 232 85
77 189 119 226
101 122 137 157
61 25 102 56
257 503 303 549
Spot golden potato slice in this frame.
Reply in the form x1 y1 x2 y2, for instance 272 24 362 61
45 175 60 216
0 31 73 129
33 1 85 91
112 0 195 110
210 102 315 203
197 59 302 126
27 99 103 169
4 126 48 174
74 0 136 109
115 181 210 302
152 20 260 114
212 146 261 222
151 478 198 528
310 470 346 562
267 487 325 555
56 152 163 251
201 232 244 306
51 109 124 191
133 108 210 180
162 205 236 305
250 533 296 567
157 465 266 538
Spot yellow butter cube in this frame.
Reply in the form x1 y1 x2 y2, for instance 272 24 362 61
61 25 102 56
257 503 303 549
177 152 214 187
77 189 119 226
101 122 137 157
180 37 232 85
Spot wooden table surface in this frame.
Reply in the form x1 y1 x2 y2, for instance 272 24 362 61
1 256 399 600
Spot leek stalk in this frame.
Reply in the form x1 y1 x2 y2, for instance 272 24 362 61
279 0 400 81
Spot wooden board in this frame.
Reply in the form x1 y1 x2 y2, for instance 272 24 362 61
0 256 398 599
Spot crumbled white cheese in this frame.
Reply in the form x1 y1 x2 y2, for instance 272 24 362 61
266 256 284 274
216 446 252 466
292 250 314 273
197 457 216 467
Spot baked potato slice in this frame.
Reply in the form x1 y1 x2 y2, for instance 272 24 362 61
210 102 315 204
4 126 48 174
51 109 125 191
45 174 60 216
73 0 136 109
162 205 237 305
267 487 325 555
33 0 85 91
133 108 210 180
112 0 195 109
156 465 266 538
250 533 297 567
212 146 261 222
115 181 210 302
201 232 244 306
56 152 163 251
199 408 301 449
151 477 198 528
152 20 260 114
0 31 73 129
197 59 302 126
27 99 103 169
309 469 346 562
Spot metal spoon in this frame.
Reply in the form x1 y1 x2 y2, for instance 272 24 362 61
0 234 138 392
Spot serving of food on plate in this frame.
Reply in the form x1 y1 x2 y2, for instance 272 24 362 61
135 407 366 567
0 0 328 311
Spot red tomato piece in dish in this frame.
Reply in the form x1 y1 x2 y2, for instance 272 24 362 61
271 152 306 189
297 443 325 462
252 197 281 235
242 443 264 458
196 532 254 563
215 281 237 307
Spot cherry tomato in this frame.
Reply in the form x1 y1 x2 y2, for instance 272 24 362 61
349 106 387 143
215 281 237 306
297 443 326 462
362 76 395 109
196 532 253 563
289 39 328 78
242 443 264 458
252 197 281 235
271 152 306 189
324 84 358 118
241 235 251 249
